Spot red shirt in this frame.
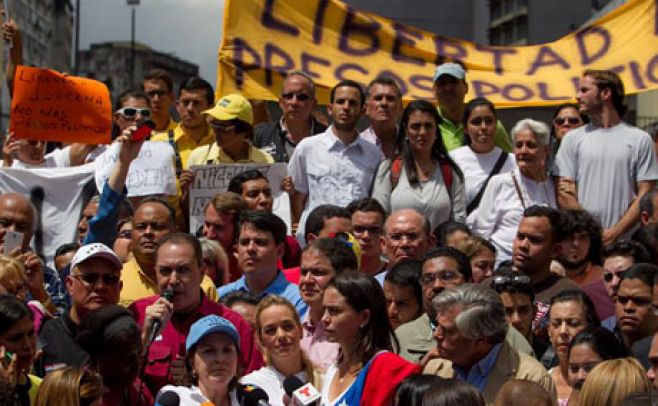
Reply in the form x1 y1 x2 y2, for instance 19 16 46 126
130 294 264 394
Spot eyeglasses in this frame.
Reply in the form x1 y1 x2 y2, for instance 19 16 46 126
492 274 532 289
70 273 120 287
603 270 626 283
553 117 582 126
116 107 151 119
420 271 462 286
209 121 237 133
281 91 310 101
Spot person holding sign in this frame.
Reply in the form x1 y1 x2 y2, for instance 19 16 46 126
185 94 274 168
432 63 512 153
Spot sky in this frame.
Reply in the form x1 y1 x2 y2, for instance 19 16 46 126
79 0 224 85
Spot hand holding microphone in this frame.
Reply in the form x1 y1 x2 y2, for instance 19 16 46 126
144 289 174 346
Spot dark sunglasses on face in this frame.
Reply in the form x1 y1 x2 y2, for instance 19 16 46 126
553 117 581 126
281 91 310 101
116 107 151 119
71 272 120 286
603 270 626 283
146 89 169 98
492 274 532 289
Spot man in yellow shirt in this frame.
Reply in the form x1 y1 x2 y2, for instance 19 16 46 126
142 68 177 134
119 196 217 307
150 77 216 175
186 93 274 167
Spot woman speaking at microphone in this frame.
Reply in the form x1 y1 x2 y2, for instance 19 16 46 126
241 295 321 406
321 272 420 406
156 315 241 405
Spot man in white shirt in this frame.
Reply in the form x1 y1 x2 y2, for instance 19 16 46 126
360 76 402 159
288 80 383 241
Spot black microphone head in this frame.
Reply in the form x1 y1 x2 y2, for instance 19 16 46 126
240 385 269 406
283 375 305 396
155 390 180 406
161 289 173 301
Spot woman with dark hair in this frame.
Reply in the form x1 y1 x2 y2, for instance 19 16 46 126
548 103 587 168
320 272 419 406
394 374 443 406
0 295 41 405
76 305 153 406
546 290 601 406
433 220 471 248
371 100 466 231
157 315 242 405
450 98 516 215
421 378 485 406
566 327 628 406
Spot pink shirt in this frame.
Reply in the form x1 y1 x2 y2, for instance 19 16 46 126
299 311 339 373
130 294 264 394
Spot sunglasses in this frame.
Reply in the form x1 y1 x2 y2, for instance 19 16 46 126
71 272 120 286
146 89 169 98
603 270 626 283
553 117 581 126
209 121 237 133
281 91 310 101
492 274 531 289
116 107 151 118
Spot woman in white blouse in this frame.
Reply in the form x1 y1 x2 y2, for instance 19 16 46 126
240 295 320 406
469 118 556 263
450 97 516 215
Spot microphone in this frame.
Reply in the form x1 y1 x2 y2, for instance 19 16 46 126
155 390 180 406
147 289 173 345
238 384 271 406
283 376 320 406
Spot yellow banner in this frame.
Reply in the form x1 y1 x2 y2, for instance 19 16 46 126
217 0 658 107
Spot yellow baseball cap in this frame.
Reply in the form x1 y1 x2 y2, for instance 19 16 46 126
203 94 253 125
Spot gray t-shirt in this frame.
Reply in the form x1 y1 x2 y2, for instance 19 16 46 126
553 122 658 229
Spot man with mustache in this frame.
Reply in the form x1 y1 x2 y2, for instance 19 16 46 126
131 233 263 394
361 76 403 159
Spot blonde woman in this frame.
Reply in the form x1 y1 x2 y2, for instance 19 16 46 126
241 295 320 406
578 357 650 406
34 367 104 406
199 238 229 287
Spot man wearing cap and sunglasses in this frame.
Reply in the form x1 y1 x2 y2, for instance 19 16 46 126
432 62 512 153
253 71 326 163
37 243 123 376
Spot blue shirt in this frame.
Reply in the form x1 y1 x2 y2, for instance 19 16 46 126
217 270 307 316
453 343 502 392
83 182 126 247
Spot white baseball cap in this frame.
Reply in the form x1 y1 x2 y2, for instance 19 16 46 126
70 243 122 271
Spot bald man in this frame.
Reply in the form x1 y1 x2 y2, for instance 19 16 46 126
0 193 67 313
376 209 436 284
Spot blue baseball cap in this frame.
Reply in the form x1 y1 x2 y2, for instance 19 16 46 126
186 315 240 352
433 63 466 82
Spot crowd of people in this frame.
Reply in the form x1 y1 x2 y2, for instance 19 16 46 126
1 15 658 406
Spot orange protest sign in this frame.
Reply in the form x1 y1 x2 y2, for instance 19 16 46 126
10 66 112 144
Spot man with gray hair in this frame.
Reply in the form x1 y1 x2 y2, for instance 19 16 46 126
424 284 556 404
360 76 402 159
253 70 326 162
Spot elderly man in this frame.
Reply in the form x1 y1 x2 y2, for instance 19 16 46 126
396 247 532 364
432 62 512 152
377 208 435 283
38 243 122 375
424 284 555 403
360 76 402 158
0 192 67 313
253 71 326 162
131 233 262 394
119 197 217 307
